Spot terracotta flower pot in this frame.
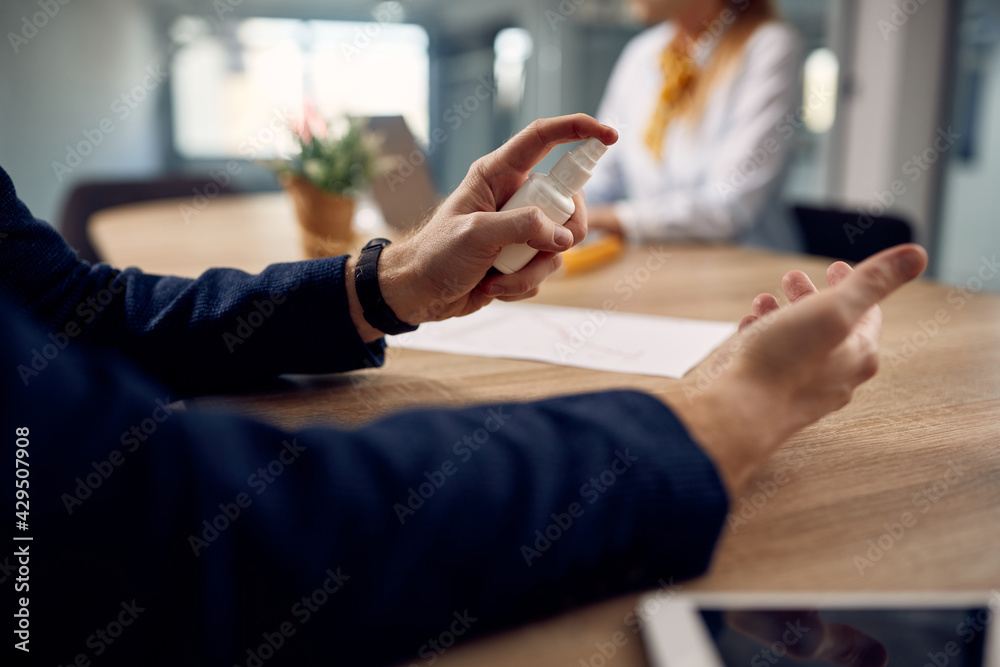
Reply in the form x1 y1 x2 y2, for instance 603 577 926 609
281 174 357 259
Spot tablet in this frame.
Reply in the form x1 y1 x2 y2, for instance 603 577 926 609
640 592 999 666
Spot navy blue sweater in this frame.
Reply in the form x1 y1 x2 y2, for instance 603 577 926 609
0 165 728 666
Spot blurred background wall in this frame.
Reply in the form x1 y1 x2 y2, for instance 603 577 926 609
1 0 997 287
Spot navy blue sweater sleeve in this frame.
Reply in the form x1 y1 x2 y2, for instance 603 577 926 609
0 165 384 396
1 296 729 666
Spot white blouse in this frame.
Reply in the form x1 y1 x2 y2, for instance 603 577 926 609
587 21 803 251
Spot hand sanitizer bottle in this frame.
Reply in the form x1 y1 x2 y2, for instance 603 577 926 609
493 138 609 275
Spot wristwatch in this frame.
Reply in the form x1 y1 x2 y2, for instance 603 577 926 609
354 238 419 336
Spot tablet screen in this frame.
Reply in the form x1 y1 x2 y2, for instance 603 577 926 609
699 607 989 666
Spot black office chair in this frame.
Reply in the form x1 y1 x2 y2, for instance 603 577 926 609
791 204 914 264
57 176 241 263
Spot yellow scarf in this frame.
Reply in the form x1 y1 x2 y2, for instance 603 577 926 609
644 37 700 160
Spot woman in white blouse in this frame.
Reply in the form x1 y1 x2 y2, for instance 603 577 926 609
586 0 803 251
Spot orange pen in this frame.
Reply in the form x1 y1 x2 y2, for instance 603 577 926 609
559 234 625 275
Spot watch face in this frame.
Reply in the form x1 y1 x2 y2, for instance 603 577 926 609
364 238 391 251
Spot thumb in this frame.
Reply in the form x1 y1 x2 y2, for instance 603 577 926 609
835 244 927 323
473 207 574 254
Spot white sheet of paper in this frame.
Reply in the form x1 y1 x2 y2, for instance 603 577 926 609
387 302 737 379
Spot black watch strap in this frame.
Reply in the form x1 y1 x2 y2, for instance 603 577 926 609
354 238 419 336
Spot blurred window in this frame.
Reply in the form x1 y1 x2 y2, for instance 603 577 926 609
802 47 839 134
773 0 846 201
935 0 1000 288
494 28 533 111
170 15 429 159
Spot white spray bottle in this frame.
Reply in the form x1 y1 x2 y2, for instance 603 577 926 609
492 138 609 275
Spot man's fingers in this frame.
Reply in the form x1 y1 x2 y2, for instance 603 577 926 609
782 270 819 303
738 315 758 332
834 244 927 324
782 245 924 355
488 114 618 174
474 207 574 254
479 252 562 298
752 293 780 318
826 261 854 287
563 191 588 247
497 287 541 302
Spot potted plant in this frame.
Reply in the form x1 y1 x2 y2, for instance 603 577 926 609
271 113 381 259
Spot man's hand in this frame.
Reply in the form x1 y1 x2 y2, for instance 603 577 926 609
346 114 618 341
664 244 929 496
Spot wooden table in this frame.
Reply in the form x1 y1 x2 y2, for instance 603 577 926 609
91 195 1000 666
